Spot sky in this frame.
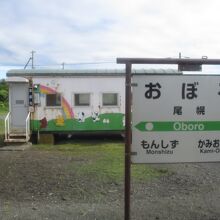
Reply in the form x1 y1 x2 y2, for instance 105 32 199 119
1 0 220 78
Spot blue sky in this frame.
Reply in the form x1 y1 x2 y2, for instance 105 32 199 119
1 0 220 78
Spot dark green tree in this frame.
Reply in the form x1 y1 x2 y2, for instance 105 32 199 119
0 79 8 109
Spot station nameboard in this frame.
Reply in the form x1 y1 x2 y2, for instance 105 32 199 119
132 74 220 163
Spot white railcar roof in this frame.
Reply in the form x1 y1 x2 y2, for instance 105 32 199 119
7 69 181 77
5 77 29 83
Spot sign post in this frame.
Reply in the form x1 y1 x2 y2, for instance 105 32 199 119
117 57 220 220
124 62 132 220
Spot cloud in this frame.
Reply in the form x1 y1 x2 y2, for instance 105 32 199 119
0 0 220 76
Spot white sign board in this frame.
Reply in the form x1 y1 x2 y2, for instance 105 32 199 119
132 74 220 163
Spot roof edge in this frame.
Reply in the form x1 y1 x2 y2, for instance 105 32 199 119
6 68 181 77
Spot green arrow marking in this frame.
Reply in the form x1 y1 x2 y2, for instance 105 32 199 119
135 121 220 132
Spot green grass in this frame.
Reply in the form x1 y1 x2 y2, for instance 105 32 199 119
0 110 7 135
0 120 4 134
35 140 168 183
0 118 5 135
0 110 7 147
0 107 8 114
0 117 5 145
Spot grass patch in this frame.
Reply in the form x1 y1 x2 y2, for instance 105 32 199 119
0 107 8 135
0 110 7 135
0 134 4 146
34 139 168 182
0 108 8 115
0 110 7 143
0 119 4 135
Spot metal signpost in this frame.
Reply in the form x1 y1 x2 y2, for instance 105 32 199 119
117 57 220 220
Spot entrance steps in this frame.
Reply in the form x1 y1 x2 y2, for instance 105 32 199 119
4 133 28 143
4 112 31 144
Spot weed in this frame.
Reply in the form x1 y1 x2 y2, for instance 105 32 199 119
34 140 168 183
0 118 5 135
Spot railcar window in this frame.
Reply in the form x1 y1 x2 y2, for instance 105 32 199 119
46 93 61 107
102 93 118 106
74 93 90 106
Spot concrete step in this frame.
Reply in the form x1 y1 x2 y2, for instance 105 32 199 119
8 136 26 140
9 133 26 137
4 139 28 143
8 135 26 139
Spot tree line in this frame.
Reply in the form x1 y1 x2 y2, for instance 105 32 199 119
0 79 8 110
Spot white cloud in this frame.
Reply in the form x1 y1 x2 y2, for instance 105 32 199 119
0 0 220 74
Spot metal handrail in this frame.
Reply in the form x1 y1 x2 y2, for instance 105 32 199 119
4 112 10 141
25 112 31 141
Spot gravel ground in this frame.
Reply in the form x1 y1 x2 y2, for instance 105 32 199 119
0 148 219 220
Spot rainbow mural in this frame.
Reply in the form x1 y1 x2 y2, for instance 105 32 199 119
40 85 74 119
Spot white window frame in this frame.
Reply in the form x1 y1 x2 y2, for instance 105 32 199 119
45 93 62 108
73 92 91 107
101 92 119 107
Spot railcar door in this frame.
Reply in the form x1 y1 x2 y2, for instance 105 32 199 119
9 83 29 133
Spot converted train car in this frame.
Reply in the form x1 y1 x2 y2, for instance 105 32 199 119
4 69 178 143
